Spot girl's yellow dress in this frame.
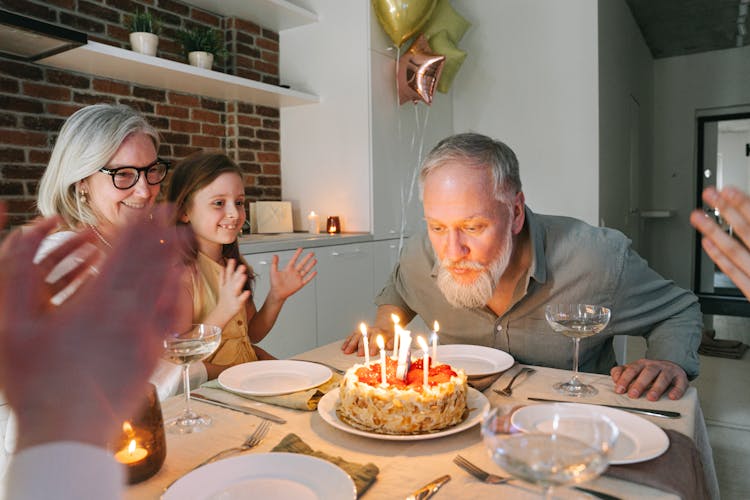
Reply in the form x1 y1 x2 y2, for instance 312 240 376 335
192 252 258 366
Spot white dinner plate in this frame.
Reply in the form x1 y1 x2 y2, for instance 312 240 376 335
436 345 514 377
218 360 331 396
511 403 669 465
317 387 490 441
163 452 356 500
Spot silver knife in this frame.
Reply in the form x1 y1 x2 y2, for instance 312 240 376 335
527 397 681 419
191 394 287 424
406 474 450 500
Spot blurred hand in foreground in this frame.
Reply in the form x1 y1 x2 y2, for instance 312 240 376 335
0 205 188 452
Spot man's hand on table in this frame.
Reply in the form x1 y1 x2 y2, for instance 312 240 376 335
341 326 391 356
610 358 689 401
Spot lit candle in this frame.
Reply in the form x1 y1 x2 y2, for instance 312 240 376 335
376 334 387 385
391 314 400 360
359 322 370 365
417 335 429 388
431 320 440 365
115 438 148 465
307 211 320 234
396 329 411 380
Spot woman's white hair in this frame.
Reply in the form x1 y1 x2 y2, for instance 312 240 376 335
37 104 159 229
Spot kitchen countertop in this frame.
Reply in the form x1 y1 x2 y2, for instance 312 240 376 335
238 232 376 254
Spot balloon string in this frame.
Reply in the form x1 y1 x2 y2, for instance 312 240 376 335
398 104 430 253
394 45 401 139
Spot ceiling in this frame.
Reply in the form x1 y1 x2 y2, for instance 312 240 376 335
625 0 749 58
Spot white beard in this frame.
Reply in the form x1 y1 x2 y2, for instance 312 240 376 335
436 235 513 309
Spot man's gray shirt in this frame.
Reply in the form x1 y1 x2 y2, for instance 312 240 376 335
376 207 701 378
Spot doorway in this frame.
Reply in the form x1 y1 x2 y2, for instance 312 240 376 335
695 110 750 316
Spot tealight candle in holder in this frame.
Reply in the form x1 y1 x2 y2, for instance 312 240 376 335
326 216 341 234
111 383 166 484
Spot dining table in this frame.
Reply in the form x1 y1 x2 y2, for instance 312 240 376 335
127 341 720 500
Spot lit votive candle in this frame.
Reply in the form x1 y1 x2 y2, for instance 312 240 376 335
417 336 429 388
376 334 387 385
359 322 370 365
115 439 148 465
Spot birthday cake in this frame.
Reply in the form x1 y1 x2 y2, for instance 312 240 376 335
337 357 468 435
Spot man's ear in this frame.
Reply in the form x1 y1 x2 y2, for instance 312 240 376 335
179 211 189 223
511 191 525 235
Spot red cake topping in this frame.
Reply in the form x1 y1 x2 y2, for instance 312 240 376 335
355 357 457 389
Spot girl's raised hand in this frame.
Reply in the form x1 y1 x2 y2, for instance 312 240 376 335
216 258 251 319
268 248 317 302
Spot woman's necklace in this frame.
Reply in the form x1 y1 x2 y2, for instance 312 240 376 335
89 225 112 249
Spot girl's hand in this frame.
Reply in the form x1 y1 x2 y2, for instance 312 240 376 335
216 259 251 318
268 248 317 302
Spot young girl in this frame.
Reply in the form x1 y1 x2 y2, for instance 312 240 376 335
167 151 317 380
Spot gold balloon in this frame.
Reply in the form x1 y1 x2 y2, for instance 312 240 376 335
372 0 437 47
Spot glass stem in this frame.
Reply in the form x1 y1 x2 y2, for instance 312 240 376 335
182 363 191 415
571 338 581 386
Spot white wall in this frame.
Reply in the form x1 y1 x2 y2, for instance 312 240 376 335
597 0 653 250
647 45 750 288
280 0 372 232
452 0 600 225
718 131 750 193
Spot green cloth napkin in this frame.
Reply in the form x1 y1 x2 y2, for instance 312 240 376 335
271 433 379 497
199 373 341 411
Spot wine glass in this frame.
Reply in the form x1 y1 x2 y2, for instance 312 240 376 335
162 324 221 434
545 304 611 397
482 405 619 499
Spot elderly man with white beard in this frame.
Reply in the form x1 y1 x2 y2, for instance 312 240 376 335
342 133 702 401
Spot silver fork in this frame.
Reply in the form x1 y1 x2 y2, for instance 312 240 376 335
493 367 536 397
165 420 271 490
453 454 622 500
453 455 511 485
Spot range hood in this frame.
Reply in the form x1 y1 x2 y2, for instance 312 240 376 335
0 9 86 61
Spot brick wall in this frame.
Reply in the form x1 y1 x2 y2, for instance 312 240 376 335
0 0 281 227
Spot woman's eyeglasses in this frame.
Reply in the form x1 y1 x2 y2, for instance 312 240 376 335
99 158 170 190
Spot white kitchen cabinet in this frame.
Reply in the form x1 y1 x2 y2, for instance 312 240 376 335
314 242 376 346
371 237 402 298
244 249 317 359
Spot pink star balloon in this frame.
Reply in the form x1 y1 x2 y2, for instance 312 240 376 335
397 34 445 105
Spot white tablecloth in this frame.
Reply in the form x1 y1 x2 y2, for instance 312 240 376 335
126 342 719 499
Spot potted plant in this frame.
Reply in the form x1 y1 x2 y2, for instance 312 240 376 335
176 27 228 70
127 10 161 57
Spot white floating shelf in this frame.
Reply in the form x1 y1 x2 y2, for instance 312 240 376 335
181 0 317 31
39 41 318 108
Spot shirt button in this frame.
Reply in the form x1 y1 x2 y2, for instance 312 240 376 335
496 325 503 332
238 320 243 326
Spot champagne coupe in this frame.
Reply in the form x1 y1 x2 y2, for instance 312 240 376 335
482 405 619 499
545 304 611 397
163 324 221 434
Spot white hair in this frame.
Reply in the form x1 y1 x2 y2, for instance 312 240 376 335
37 104 159 229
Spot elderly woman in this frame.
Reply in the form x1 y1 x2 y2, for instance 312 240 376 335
33 104 193 395
36 104 168 283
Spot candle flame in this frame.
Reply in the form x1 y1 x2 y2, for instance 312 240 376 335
309 210 317 216
376 334 385 349
433 320 440 332
359 322 367 337
390 313 400 325
417 335 428 351
128 439 136 454
122 421 133 433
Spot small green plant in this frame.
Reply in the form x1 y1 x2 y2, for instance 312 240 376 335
128 10 161 34
177 27 228 59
